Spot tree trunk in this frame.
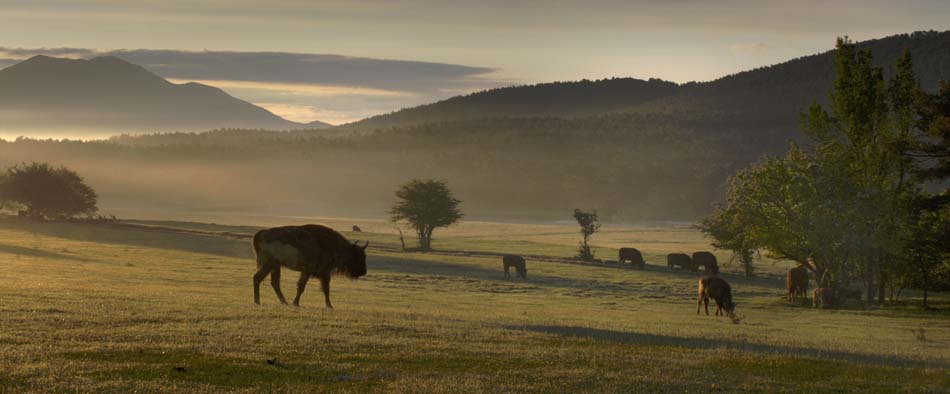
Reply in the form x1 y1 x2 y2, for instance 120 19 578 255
865 256 876 304
877 270 887 306
922 276 929 308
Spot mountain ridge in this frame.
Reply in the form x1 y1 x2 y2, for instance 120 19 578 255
0 55 321 135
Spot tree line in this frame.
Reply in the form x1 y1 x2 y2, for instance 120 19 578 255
701 38 950 306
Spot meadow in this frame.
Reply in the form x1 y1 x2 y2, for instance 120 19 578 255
0 216 947 393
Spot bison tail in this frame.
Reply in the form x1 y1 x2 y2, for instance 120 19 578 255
252 232 264 266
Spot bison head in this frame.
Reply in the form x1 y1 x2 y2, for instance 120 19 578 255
343 241 369 278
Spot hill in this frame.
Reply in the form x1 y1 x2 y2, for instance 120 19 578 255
0 55 311 136
345 31 950 131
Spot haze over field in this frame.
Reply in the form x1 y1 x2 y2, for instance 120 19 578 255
2 2 950 393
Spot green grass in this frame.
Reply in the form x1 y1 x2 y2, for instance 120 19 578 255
0 217 948 393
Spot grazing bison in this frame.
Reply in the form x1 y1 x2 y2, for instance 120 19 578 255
692 251 719 275
697 276 736 317
502 255 527 279
786 265 809 302
667 253 695 271
618 247 645 269
252 225 368 308
352 225 362 232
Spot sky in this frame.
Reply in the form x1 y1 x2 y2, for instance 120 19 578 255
1 0 948 124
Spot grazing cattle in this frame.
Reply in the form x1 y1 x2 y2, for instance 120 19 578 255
692 252 719 275
786 265 809 302
618 247 645 269
813 287 835 308
502 255 527 279
252 225 368 308
667 253 695 271
352 225 362 232
697 276 736 317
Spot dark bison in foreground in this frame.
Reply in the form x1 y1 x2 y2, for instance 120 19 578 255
667 253 695 271
503 255 527 279
692 251 719 275
618 248 645 269
252 225 368 308
787 265 809 302
697 276 736 318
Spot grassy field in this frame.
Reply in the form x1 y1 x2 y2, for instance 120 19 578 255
0 216 948 393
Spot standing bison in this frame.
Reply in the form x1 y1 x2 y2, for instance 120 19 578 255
502 255 527 279
618 247 645 269
667 253 695 271
252 225 368 308
692 251 719 275
786 265 809 302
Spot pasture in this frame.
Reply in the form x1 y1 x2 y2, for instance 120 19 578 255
0 217 948 393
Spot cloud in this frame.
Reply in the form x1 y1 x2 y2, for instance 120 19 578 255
0 47 501 93
0 47 511 123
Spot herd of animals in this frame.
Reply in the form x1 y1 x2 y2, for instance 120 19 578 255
250 224 830 319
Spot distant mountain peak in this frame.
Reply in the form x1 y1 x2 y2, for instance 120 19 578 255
0 55 333 135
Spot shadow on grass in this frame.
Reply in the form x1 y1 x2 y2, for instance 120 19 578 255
0 243 94 262
506 324 949 368
0 218 252 259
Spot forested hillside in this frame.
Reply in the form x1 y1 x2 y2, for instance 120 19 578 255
2 32 947 221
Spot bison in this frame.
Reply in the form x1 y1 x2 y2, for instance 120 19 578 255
503 255 527 279
813 287 835 308
667 253 695 271
692 251 719 275
352 225 362 232
618 247 645 269
697 276 736 318
786 265 809 302
252 224 368 308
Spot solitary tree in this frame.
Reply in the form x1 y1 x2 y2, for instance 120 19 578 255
573 208 600 261
0 162 98 220
389 179 463 250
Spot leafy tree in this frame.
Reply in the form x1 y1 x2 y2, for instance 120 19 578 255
699 203 757 277
0 162 98 220
703 38 935 304
389 179 463 250
573 208 600 261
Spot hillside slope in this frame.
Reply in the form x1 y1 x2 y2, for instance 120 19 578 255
0 55 308 134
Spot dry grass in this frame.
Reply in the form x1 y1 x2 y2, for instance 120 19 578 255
0 217 947 393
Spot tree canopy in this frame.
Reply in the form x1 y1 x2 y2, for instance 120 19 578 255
390 179 463 250
0 162 98 220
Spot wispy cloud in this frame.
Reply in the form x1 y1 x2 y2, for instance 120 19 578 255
0 47 512 124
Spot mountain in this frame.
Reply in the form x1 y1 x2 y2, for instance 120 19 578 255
306 119 333 129
0 55 311 135
345 31 950 131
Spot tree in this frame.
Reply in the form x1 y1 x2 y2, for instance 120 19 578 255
699 203 757 277
0 162 98 220
703 38 934 304
389 179 463 250
573 208 600 261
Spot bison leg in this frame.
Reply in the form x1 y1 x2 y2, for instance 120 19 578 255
704 297 710 315
253 265 271 305
293 272 310 307
270 266 288 305
696 295 704 315
504 264 510 278
319 274 333 309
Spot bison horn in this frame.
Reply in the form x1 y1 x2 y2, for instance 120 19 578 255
362 241 369 250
